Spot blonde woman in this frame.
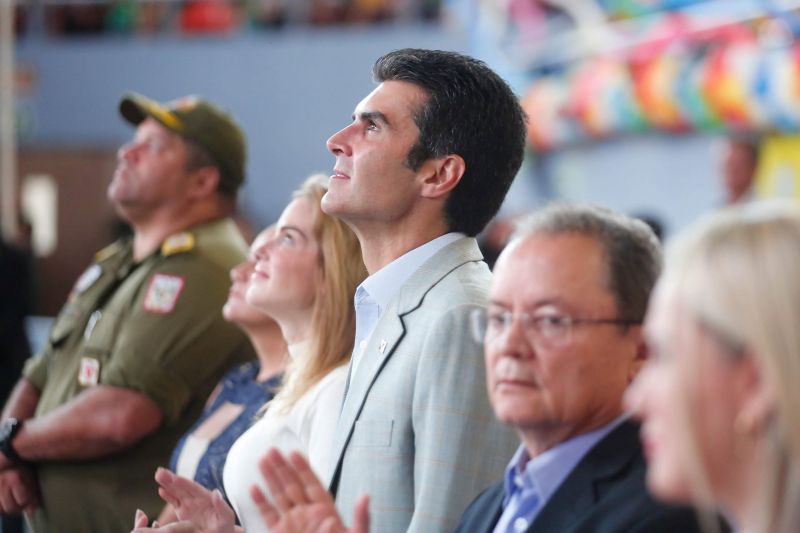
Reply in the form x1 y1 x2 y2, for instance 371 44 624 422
132 175 366 532
625 200 800 533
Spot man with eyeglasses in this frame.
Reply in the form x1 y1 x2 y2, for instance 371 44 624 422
0 93 249 532
455 203 702 532
244 203 710 533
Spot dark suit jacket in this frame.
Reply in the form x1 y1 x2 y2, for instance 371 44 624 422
455 420 711 533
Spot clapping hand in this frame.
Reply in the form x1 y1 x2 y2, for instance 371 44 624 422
250 448 370 533
130 469 235 533
0 464 39 515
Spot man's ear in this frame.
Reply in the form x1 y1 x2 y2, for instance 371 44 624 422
419 154 466 200
628 328 648 383
188 166 221 200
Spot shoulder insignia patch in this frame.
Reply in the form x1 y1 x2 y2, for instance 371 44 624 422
143 273 185 314
161 232 195 256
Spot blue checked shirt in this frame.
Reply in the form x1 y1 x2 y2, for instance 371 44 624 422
493 414 629 533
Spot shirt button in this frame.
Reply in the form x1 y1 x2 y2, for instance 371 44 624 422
513 517 529 532
359 340 367 350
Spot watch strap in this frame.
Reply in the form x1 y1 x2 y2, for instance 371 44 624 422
0 418 25 465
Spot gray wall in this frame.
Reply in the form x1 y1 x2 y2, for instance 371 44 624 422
16 25 722 238
16 25 467 227
542 134 722 239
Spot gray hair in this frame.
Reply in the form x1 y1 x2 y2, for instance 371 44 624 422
513 203 662 322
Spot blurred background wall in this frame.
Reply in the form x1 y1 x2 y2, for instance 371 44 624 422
4 0 799 316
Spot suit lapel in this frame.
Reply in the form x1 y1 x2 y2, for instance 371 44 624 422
527 421 642 532
326 305 406 490
477 486 506 533
325 237 485 491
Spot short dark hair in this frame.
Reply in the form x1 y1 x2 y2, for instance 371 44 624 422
183 139 237 198
373 49 527 236
515 203 663 322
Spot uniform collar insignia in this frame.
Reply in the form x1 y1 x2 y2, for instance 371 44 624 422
161 232 196 256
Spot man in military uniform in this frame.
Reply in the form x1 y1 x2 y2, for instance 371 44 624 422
0 93 251 532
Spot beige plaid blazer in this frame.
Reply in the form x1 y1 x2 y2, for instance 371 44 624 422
326 237 517 532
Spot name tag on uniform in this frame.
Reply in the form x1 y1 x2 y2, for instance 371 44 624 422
78 357 100 386
143 273 185 314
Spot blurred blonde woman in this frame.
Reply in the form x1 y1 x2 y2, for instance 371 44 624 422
133 174 366 532
625 200 800 533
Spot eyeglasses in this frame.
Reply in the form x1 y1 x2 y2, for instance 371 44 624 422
470 308 641 348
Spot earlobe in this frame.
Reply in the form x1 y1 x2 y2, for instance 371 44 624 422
420 154 466 200
735 354 776 438
190 167 221 199
628 332 648 383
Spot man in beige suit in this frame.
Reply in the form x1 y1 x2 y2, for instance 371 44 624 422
317 48 526 532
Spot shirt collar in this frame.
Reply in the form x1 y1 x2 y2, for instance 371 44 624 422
358 232 465 312
502 414 630 509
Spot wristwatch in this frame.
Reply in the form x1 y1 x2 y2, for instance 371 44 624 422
0 418 25 465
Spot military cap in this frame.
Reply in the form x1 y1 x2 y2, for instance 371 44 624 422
119 92 246 191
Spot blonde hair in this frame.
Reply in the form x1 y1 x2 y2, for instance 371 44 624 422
660 200 800 533
268 174 367 414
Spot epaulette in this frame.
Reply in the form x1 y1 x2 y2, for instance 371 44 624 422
161 232 196 257
94 241 124 262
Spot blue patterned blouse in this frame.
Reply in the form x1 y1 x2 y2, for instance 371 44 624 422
169 361 283 498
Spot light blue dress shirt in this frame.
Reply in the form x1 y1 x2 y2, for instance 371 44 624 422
493 414 629 533
348 232 465 379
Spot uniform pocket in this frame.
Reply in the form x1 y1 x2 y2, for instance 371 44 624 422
84 307 114 343
81 309 119 375
48 303 81 347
